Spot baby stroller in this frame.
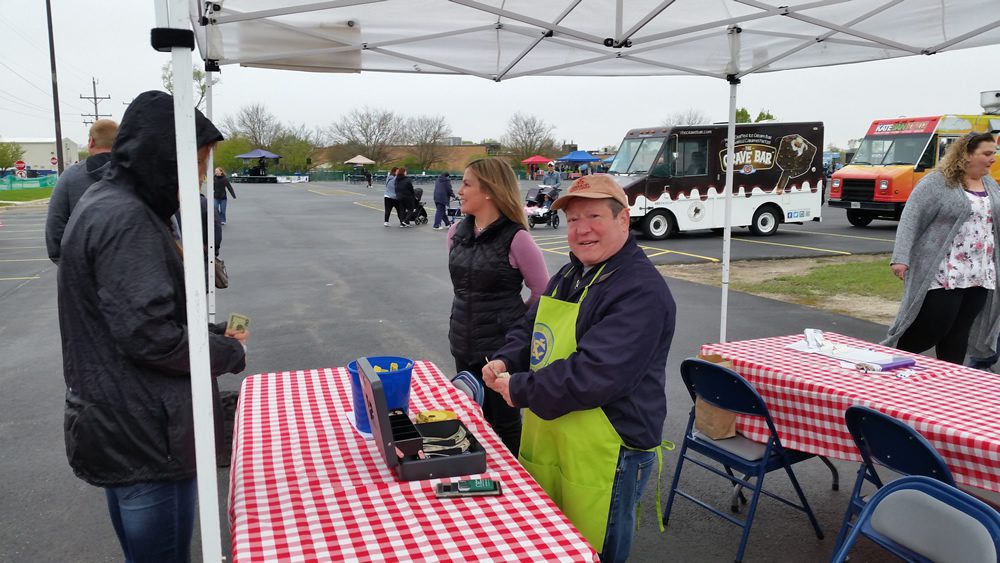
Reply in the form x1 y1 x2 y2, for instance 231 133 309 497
411 187 429 225
524 186 560 229
447 196 463 221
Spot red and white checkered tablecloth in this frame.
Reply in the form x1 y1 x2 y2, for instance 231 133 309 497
229 361 598 562
701 332 1000 492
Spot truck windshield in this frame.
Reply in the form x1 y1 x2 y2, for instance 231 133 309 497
851 133 932 166
609 137 666 175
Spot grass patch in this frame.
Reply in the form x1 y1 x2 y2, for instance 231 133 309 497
733 258 902 304
0 187 53 202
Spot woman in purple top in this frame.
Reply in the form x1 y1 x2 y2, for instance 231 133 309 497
447 158 548 454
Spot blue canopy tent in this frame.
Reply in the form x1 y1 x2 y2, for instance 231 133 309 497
556 150 601 163
602 155 615 164
234 149 281 177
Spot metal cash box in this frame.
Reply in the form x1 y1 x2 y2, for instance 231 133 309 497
357 358 487 481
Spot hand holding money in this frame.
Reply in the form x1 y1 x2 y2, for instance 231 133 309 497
226 313 251 345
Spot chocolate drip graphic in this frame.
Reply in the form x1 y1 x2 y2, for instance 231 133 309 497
774 134 817 194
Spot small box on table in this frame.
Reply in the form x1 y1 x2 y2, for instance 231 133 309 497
358 358 487 481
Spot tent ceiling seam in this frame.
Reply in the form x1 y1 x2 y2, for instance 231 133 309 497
738 0 906 77
495 0 582 81
617 0 677 46
447 0 604 45
212 0 385 25
926 17 1000 54
366 46 492 79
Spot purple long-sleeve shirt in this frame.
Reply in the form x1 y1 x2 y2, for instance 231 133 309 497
447 224 549 305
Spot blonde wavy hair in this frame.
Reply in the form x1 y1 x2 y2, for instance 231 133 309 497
465 158 529 230
938 132 996 188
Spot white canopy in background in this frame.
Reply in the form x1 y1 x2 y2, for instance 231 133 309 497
344 154 376 164
153 1 1000 560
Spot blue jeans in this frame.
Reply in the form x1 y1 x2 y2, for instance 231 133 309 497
433 203 451 228
214 198 227 223
105 478 197 563
601 448 656 563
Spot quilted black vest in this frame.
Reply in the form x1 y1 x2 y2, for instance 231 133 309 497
448 215 528 363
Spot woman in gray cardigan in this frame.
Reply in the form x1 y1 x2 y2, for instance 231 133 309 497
885 132 1000 364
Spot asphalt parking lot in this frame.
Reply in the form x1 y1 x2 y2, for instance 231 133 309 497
0 183 901 562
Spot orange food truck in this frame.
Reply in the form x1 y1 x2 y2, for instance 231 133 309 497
828 113 1000 226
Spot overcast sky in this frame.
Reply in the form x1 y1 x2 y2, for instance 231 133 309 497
3 1 999 153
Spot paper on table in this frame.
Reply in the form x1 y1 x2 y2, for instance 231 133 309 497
788 339 895 363
345 410 373 440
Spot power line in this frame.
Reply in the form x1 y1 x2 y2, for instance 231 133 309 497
80 77 110 126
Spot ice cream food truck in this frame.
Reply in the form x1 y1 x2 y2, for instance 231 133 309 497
607 122 824 239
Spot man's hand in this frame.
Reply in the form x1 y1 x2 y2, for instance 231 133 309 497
225 328 249 346
482 360 514 407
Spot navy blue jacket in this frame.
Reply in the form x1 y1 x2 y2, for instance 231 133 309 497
433 174 454 205
496 235 675 450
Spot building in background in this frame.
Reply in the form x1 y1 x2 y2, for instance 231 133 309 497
6 138 80 173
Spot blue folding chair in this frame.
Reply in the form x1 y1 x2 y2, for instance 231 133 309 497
832 475 1000 562
833 406 955 553
663 358 823 563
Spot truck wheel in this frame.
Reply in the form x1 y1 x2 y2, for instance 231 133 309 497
846 210 874 227
642 210 675 240
749 205 781 236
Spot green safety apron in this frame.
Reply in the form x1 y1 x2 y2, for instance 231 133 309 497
518 265 669 553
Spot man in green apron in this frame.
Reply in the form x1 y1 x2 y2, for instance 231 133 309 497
483 175 676 562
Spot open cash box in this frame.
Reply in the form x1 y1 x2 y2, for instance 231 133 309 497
357 357 487 481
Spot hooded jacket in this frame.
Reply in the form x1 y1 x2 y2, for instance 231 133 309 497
57 91 244 487
45 152 112 263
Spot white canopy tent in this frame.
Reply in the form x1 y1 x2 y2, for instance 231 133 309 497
151 1 1000 560
345 154 376 164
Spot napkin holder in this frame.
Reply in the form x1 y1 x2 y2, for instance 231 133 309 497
358 357 487 481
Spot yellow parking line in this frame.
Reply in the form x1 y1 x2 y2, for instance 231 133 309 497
531 234 566 241
732 237 852 255
641 247 720 262
353 201 383 212
791 229 895 243
0 276 40 281
0 258 48 262
541 248 570 256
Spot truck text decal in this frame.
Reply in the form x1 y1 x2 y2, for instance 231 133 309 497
719 143 776 174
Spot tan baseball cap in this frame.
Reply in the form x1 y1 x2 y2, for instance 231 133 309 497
551 175 628 211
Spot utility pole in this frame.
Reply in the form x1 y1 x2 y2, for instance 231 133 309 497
44 0 64 174
80 77 111 126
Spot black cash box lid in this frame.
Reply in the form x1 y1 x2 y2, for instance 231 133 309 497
357 357 487 481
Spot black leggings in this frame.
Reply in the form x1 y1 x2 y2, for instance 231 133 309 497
384 197 402 223
897 287 988 364
455 357 522 456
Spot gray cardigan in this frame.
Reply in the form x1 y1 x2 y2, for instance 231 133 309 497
884 171 1000 357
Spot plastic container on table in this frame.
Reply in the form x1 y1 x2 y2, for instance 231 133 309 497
347 356 413 433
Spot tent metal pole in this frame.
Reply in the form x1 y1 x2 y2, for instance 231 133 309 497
721 25 741 344
206 70 216 323
160 0 223 560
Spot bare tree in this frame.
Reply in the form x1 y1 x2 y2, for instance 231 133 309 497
502 113 556 162
662 108 712 126
161 62 217 110
404 115 452 170
270 123 320 172
327 107 403 165
220 104 284 147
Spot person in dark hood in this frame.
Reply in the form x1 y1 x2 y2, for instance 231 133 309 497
56 90 248 563
45 118 118 263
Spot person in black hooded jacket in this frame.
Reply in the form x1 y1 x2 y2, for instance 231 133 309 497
56 90 248 563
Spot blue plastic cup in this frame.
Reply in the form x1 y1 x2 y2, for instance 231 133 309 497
347 356 414 433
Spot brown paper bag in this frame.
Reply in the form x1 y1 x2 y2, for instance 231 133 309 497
693 354 737 440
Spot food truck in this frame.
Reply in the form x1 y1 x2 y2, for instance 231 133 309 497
607 122 824 239
828 113 1000 226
